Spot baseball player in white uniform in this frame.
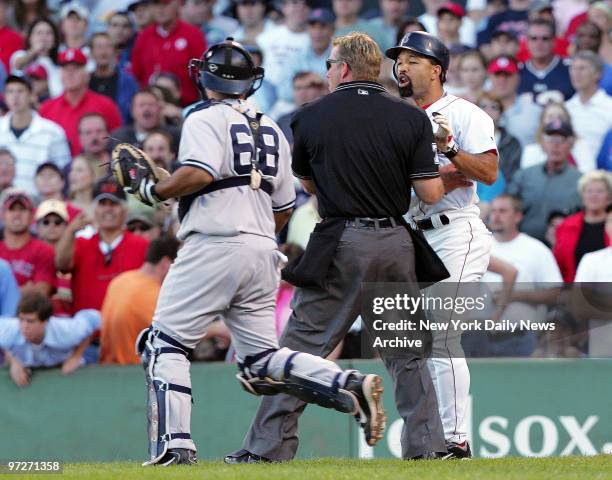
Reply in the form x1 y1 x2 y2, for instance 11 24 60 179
387 32 498 458
130 38 385 466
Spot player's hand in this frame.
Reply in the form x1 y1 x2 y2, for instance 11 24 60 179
432 112 454 151
439 164 472 193
10 358 31 388
61 355 83 376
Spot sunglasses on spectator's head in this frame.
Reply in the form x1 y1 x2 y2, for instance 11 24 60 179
39 218 65 226
128 222 152 233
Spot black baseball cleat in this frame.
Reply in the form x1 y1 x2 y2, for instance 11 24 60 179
158 448 198 466
408 452 448 460
443 440 472 459
345 373 386 446
223 449 273 464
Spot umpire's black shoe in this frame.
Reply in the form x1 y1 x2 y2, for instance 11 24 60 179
345 373 386 446
223 449 272 464
408 452 447 460
158 448 198 466
442 440 472 459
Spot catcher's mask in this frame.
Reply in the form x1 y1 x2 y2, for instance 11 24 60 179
189 37 264 98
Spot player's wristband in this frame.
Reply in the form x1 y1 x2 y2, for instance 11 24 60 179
150 184 164 203
441 141 459 159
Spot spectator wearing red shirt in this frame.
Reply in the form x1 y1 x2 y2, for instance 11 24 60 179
0 191 55 296
0 0 24 72
55 178 149 313
553 170 612 281
130 0 207 106
39 48 122 156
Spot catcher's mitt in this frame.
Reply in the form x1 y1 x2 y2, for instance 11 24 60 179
111 143 170 206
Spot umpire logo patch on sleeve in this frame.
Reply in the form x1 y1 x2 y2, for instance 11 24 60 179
357 89 369 95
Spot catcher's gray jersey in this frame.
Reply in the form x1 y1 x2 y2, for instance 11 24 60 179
176 99 296 241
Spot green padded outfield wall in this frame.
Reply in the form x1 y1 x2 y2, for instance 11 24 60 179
1 359 611 461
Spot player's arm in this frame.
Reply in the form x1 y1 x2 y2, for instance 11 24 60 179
152 165 214 200
299 179 315 195
274 210 293 233
432 112 498 185
445 150 498 186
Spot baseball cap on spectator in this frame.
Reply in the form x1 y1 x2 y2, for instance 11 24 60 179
58 48 88 67
437 2 465 18
544 119 574 137
60 1 89 20
2 191 34 211
491 28 518 42
35 162 64 179
93 178 126 203
5 73 32 90
24 63 48 81
307 8 335 25
127 0 150 11
487 56 519 74
126 210 155 230
35 199 69 222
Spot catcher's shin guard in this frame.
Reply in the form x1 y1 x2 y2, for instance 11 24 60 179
236 347 358 414
137 327 195 466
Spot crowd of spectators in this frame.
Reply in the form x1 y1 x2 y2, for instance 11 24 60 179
0 0 611 385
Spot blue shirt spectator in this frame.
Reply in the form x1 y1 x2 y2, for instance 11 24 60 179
597 129 612 171
0 259 19 316
518 19 575 103
0 309 100 369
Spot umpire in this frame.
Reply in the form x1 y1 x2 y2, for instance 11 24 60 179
226 33 447 462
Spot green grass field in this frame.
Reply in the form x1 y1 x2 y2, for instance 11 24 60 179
6 456 612 480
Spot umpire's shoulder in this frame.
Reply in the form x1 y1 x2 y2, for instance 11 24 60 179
381 93 431 123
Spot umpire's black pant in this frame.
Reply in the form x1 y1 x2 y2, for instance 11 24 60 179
241 222 446 459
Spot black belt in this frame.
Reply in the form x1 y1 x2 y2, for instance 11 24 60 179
346 217 398 229
416 214 450 231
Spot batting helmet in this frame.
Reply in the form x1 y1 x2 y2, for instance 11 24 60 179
385 32 450 81
189 37 264 98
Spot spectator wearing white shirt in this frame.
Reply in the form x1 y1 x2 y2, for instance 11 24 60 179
0 148 16 194
230 0 276 44
480 194 563 356
0 75 71 196
258 0 311 90
566 50 612 172
575 204 612 281
10 18 63 98
279 8 335 102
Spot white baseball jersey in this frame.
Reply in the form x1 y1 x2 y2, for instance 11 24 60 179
176 99 296 241
410 93 497 220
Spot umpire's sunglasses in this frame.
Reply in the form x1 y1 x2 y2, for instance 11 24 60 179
326 58 348 71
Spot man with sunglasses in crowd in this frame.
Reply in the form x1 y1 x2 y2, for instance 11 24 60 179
35 199 72 316
518 18 574 104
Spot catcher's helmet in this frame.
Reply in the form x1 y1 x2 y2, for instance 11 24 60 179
385 31 450 78
189 37 264 98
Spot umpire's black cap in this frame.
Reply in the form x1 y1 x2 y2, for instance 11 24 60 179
385 31 450 73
